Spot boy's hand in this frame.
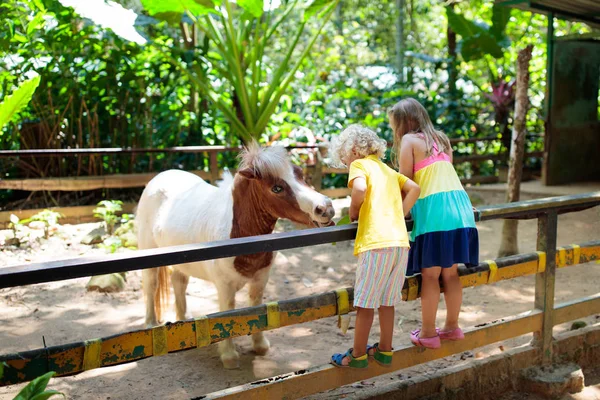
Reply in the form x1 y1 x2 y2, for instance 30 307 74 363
349 177 367 223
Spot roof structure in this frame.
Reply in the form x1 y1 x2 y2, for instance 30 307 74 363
495 0 600 29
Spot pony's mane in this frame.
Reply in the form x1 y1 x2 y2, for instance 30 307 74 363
238 141 290 178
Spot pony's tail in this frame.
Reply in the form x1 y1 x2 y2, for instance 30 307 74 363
154 267 171 323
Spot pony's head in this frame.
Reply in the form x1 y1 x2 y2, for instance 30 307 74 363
235 142 335 228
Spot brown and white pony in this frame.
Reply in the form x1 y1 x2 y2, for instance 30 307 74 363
136 142 335 368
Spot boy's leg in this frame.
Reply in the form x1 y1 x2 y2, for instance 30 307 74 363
420 266 442 338
377 306 395 352
378 247 409 352
348 249 389 362
441 264 462 331
353 307 375 357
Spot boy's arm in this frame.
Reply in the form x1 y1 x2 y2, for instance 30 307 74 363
400 178 420 217
349 177 367 222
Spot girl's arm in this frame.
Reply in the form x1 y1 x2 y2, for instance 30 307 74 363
401 178 420 217
446 146 453 163
349 177 367 221
399 135 415 179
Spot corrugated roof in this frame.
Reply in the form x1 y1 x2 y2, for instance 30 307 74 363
495 0 600 29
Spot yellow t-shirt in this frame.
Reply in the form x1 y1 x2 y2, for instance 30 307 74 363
348 155 410 256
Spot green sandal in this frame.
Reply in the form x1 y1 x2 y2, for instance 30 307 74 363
331 348 368 368
367 343 393 366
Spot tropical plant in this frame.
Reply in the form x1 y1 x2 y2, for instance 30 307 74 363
0 75 41 131
138 0 340 142
0 362 64 400
446 4 515 150
93 200 123 235
29 209 63 239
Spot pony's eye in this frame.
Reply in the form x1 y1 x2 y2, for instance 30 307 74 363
272 185 283 194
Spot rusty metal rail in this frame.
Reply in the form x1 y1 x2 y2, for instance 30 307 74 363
1 241 598 386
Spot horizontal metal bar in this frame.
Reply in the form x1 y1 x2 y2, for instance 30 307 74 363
0 224 358 289
0 137 503 158
1 194 599 289
476 192 600 221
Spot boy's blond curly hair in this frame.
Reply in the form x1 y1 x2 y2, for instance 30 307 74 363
329 124 387 167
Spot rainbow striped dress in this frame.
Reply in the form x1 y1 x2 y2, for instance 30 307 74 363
406 136 479 276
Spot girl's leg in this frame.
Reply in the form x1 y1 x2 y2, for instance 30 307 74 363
378 306 395 352
420 266 442 338
441 264 462 331
352 307 375 357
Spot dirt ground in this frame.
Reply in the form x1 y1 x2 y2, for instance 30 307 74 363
0 190 599 400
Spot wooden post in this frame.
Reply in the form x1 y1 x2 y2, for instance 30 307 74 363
311 150 323 192
498 45 533 257
533 211 558 365
209 151 219 183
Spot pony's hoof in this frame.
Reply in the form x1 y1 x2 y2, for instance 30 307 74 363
221 351 240 369
253 337 270 356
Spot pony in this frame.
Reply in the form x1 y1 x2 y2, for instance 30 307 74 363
136 142 335 368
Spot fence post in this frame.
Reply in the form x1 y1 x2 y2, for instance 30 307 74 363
311 150 323 191
533 211 558 365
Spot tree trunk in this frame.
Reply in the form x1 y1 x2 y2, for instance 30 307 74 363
335 1 345 65
498 45 533 258
395 0 405 81
447 2 457 96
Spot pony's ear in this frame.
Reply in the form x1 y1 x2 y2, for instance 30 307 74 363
238 168 259 180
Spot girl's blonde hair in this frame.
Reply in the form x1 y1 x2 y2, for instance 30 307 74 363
388 98 451 163
329 124 387 167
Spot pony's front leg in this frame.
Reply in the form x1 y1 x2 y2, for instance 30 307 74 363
248 267 271 356
216 283 240 369
142 268 159 327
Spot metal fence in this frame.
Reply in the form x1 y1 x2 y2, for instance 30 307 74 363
1 192 599 399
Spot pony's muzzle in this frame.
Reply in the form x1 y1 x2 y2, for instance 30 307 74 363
314 201 335 221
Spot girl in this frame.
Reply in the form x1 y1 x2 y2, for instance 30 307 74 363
388 98 479 349
329 124 420 368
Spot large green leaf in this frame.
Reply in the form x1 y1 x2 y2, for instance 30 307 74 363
13 372 64 400
303 0 336 21
30 391 65 400
458 31 504 61
0 75 40 131
237 0 263 18
140 0 216 23
446 7 484 39
491 4 511 39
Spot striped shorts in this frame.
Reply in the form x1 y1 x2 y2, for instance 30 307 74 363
354 247 409 309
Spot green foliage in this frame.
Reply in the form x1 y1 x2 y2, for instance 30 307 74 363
446 5 510 61
8 214 31 247
0 0 594 204
138 0 340 141
5 209 62 245
93 200 123 235
336 215 351 226
0 75 40 131
12 371 64 400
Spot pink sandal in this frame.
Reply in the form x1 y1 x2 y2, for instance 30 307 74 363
437 327 465 341
410 329 441 349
